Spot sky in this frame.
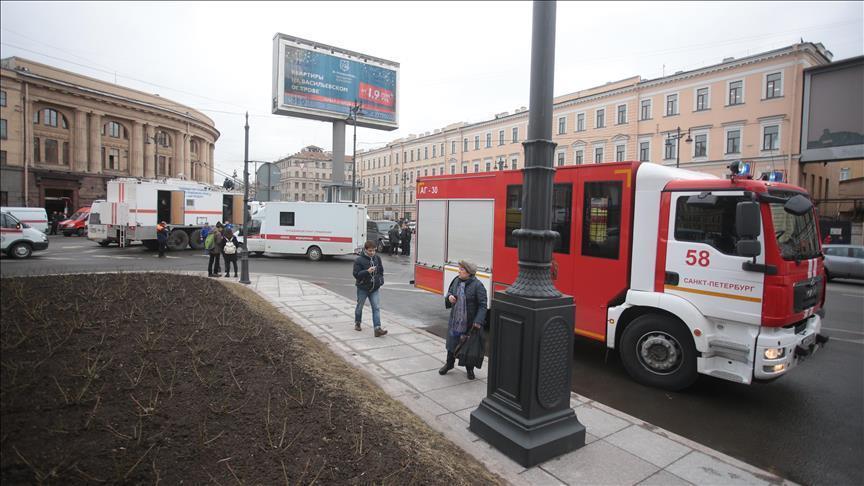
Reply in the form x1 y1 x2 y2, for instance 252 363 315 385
1 1 862 183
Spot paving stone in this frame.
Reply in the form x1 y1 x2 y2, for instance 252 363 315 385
637 470 694 486
394 332 437 345
399 368 472 393
362 345 423 362
382 354 443 376
434 413 481 446
396 393 449 420
666 451 774 486
471 440 528 477
541 440 659 485
382 378 414 397
309 316 355 326
429 380 488 412
606 425 692 468
519 467 566 486
575 403 631 439
344 337 401 352
411 340 446 356
327 329 373 341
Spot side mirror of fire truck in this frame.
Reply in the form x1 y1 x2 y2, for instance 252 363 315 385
736 201 761 258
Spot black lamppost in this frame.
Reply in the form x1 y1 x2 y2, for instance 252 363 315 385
470 1 585 468
239 112 251 284
665 126 693 168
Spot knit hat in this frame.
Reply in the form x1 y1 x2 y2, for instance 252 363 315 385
458 260 477 275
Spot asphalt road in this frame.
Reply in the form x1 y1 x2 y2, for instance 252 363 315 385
3 235 862 485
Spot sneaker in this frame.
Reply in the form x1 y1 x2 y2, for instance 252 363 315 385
354 323 362 332
374 328 388 337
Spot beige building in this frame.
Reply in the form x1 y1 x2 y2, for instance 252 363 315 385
0 57 219 212
358 42 860 221
273 145 355 202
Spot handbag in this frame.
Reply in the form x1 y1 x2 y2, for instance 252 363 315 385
456 327 485 369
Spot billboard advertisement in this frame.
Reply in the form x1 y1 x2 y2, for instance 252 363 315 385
800 56 864 162
272 34 399 131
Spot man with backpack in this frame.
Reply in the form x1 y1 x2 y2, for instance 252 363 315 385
206 225 223 277
200 222 211 255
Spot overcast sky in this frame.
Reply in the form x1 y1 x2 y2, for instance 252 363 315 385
2 1 862 181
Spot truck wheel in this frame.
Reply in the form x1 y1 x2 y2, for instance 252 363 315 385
253 251 264 257
620 314 697 391
98 240 111 247
142 240 159 251
167 229 189 251
9 242 33 259
189 229 204 250
306 246 323 262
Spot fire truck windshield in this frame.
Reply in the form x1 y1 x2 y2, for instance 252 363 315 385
770 203 820 261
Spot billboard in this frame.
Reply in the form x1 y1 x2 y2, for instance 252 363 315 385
800 56 864 163
272 34 399 131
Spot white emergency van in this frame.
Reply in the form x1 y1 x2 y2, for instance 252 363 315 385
1 210 49 258
0 207 49 234
244 202 366 261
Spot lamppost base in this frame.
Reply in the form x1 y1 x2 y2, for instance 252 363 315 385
239 248 251 285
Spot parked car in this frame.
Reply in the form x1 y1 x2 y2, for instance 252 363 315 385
60 207 90 236
366 220 398 252
1 210 49 258
0 206 49 234
823 244 864 281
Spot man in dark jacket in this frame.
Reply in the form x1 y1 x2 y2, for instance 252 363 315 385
440 260 487 380
352 240 388 337
400 223 412 256
388 224 401 255
156 222 169 258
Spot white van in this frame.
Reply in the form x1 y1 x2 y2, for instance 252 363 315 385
1 210 49 258
245 202 366 261
0 207 49 234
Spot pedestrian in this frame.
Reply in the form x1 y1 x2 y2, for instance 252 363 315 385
388 223 401 255
200 222 211 255
207 225 223 277
156 221 169 258
221 228 240 278
439 260 487 380
352 240 388 337
224 220 233 232
50 211 60 235
400 222 412 256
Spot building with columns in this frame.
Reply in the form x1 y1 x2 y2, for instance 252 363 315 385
357 42 851 222
0 57 219 212
273 145 355 202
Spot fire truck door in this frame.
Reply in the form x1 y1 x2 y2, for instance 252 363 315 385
663 192 765 326
170 191 185 225
232 196 244 224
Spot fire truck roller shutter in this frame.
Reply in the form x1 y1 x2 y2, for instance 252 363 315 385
446 200 495 307
232 196 244 226
417 200 446 268
170 191 185 225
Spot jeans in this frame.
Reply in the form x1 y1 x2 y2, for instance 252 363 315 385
355 287 381 329
208 253 221 275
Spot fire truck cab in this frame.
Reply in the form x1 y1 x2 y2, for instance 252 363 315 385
413 161 827 390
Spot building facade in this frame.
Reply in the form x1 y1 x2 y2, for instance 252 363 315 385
0 57 219 212
357 42 840 221
273 145 355 202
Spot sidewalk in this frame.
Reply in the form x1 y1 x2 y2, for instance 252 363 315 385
245 273 794 486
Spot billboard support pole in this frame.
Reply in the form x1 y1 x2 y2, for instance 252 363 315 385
329 120 346 203
350 100 362 204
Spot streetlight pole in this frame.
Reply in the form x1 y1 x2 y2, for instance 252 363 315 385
239 112 251 285
665 126 692 168
470 0 585 468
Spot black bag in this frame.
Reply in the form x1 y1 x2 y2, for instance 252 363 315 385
456 328 485 369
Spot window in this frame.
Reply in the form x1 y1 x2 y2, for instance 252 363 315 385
451 141 456 154
432 167 437 176
840 168 851 181
665 94 678 116
425 146 429 159
464 138 469 152
696 87 709 111
594 147 603 163
728 80 743 105
640 99 651 120
582 181 622 259
595 109 605 128
157 131 170 147
664 137 677 160
505 184 572 253
576 113 585 131
558 116 566 134
639 141 650 162
105 121 124 138
474 136 480 150
674 195 748 255
440 143 444 155
42 108 59 127
158 156 167 175
512 127 518 143
473 163 479 173
410 151 414 162
45 139 59 164
486 161 491 172
499 130 505 145
557 152 565 166
617 104 627 124
765 72 782 99
726 129 741 154
485 133 491 148
511 158 517 170
0 151 6 164
694 134 707 157
615 144 625 162
575 149 584 165
450 165 456 174
0 90 5 107
763 125 779 151
0 119 6 140
33 137 40 162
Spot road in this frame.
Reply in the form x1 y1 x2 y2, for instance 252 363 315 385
2 235 862 485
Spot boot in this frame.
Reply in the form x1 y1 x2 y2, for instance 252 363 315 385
374 327 388 337
438 352 455 375
225 272 230 278
466 366 475 380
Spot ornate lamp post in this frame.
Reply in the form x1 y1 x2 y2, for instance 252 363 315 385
665 126 693 168
239 112 251 284
469 0 585 468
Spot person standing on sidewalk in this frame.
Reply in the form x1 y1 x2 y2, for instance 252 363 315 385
207 225 223 277
156 221 169 258
388 223 401 255
439 260 487 380
400 223 412 256
221 228 240 278
352 240 388 337
200 222 212 255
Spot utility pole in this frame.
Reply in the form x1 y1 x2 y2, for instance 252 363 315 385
239 112 251 285
470 0 585 468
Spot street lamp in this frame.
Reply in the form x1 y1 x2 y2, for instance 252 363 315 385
239 112 251 284
665 126 693 168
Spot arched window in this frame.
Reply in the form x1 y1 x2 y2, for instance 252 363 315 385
102 121 127 139
191 140 198 154
34 108 69 129
156 131 171 147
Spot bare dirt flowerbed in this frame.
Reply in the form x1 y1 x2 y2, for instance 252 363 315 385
1 273 501 484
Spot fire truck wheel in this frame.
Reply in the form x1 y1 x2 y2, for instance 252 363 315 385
167 229 189 251
620 314 697 391
98 240 111 247
306 246 323 261
188 229 204 250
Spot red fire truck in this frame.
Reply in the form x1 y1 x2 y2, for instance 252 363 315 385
413 161 828 390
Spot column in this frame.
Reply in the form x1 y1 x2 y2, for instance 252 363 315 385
208 143 215 184
143 125 155 178
171 130 181 178
88 113 102 174
183 134 192 179
131 122 144 177
197 140 207 183
74 109 88 173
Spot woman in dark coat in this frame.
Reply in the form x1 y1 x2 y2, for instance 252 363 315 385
439 260 487 380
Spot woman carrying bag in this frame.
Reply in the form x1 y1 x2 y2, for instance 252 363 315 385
439 260 487 380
